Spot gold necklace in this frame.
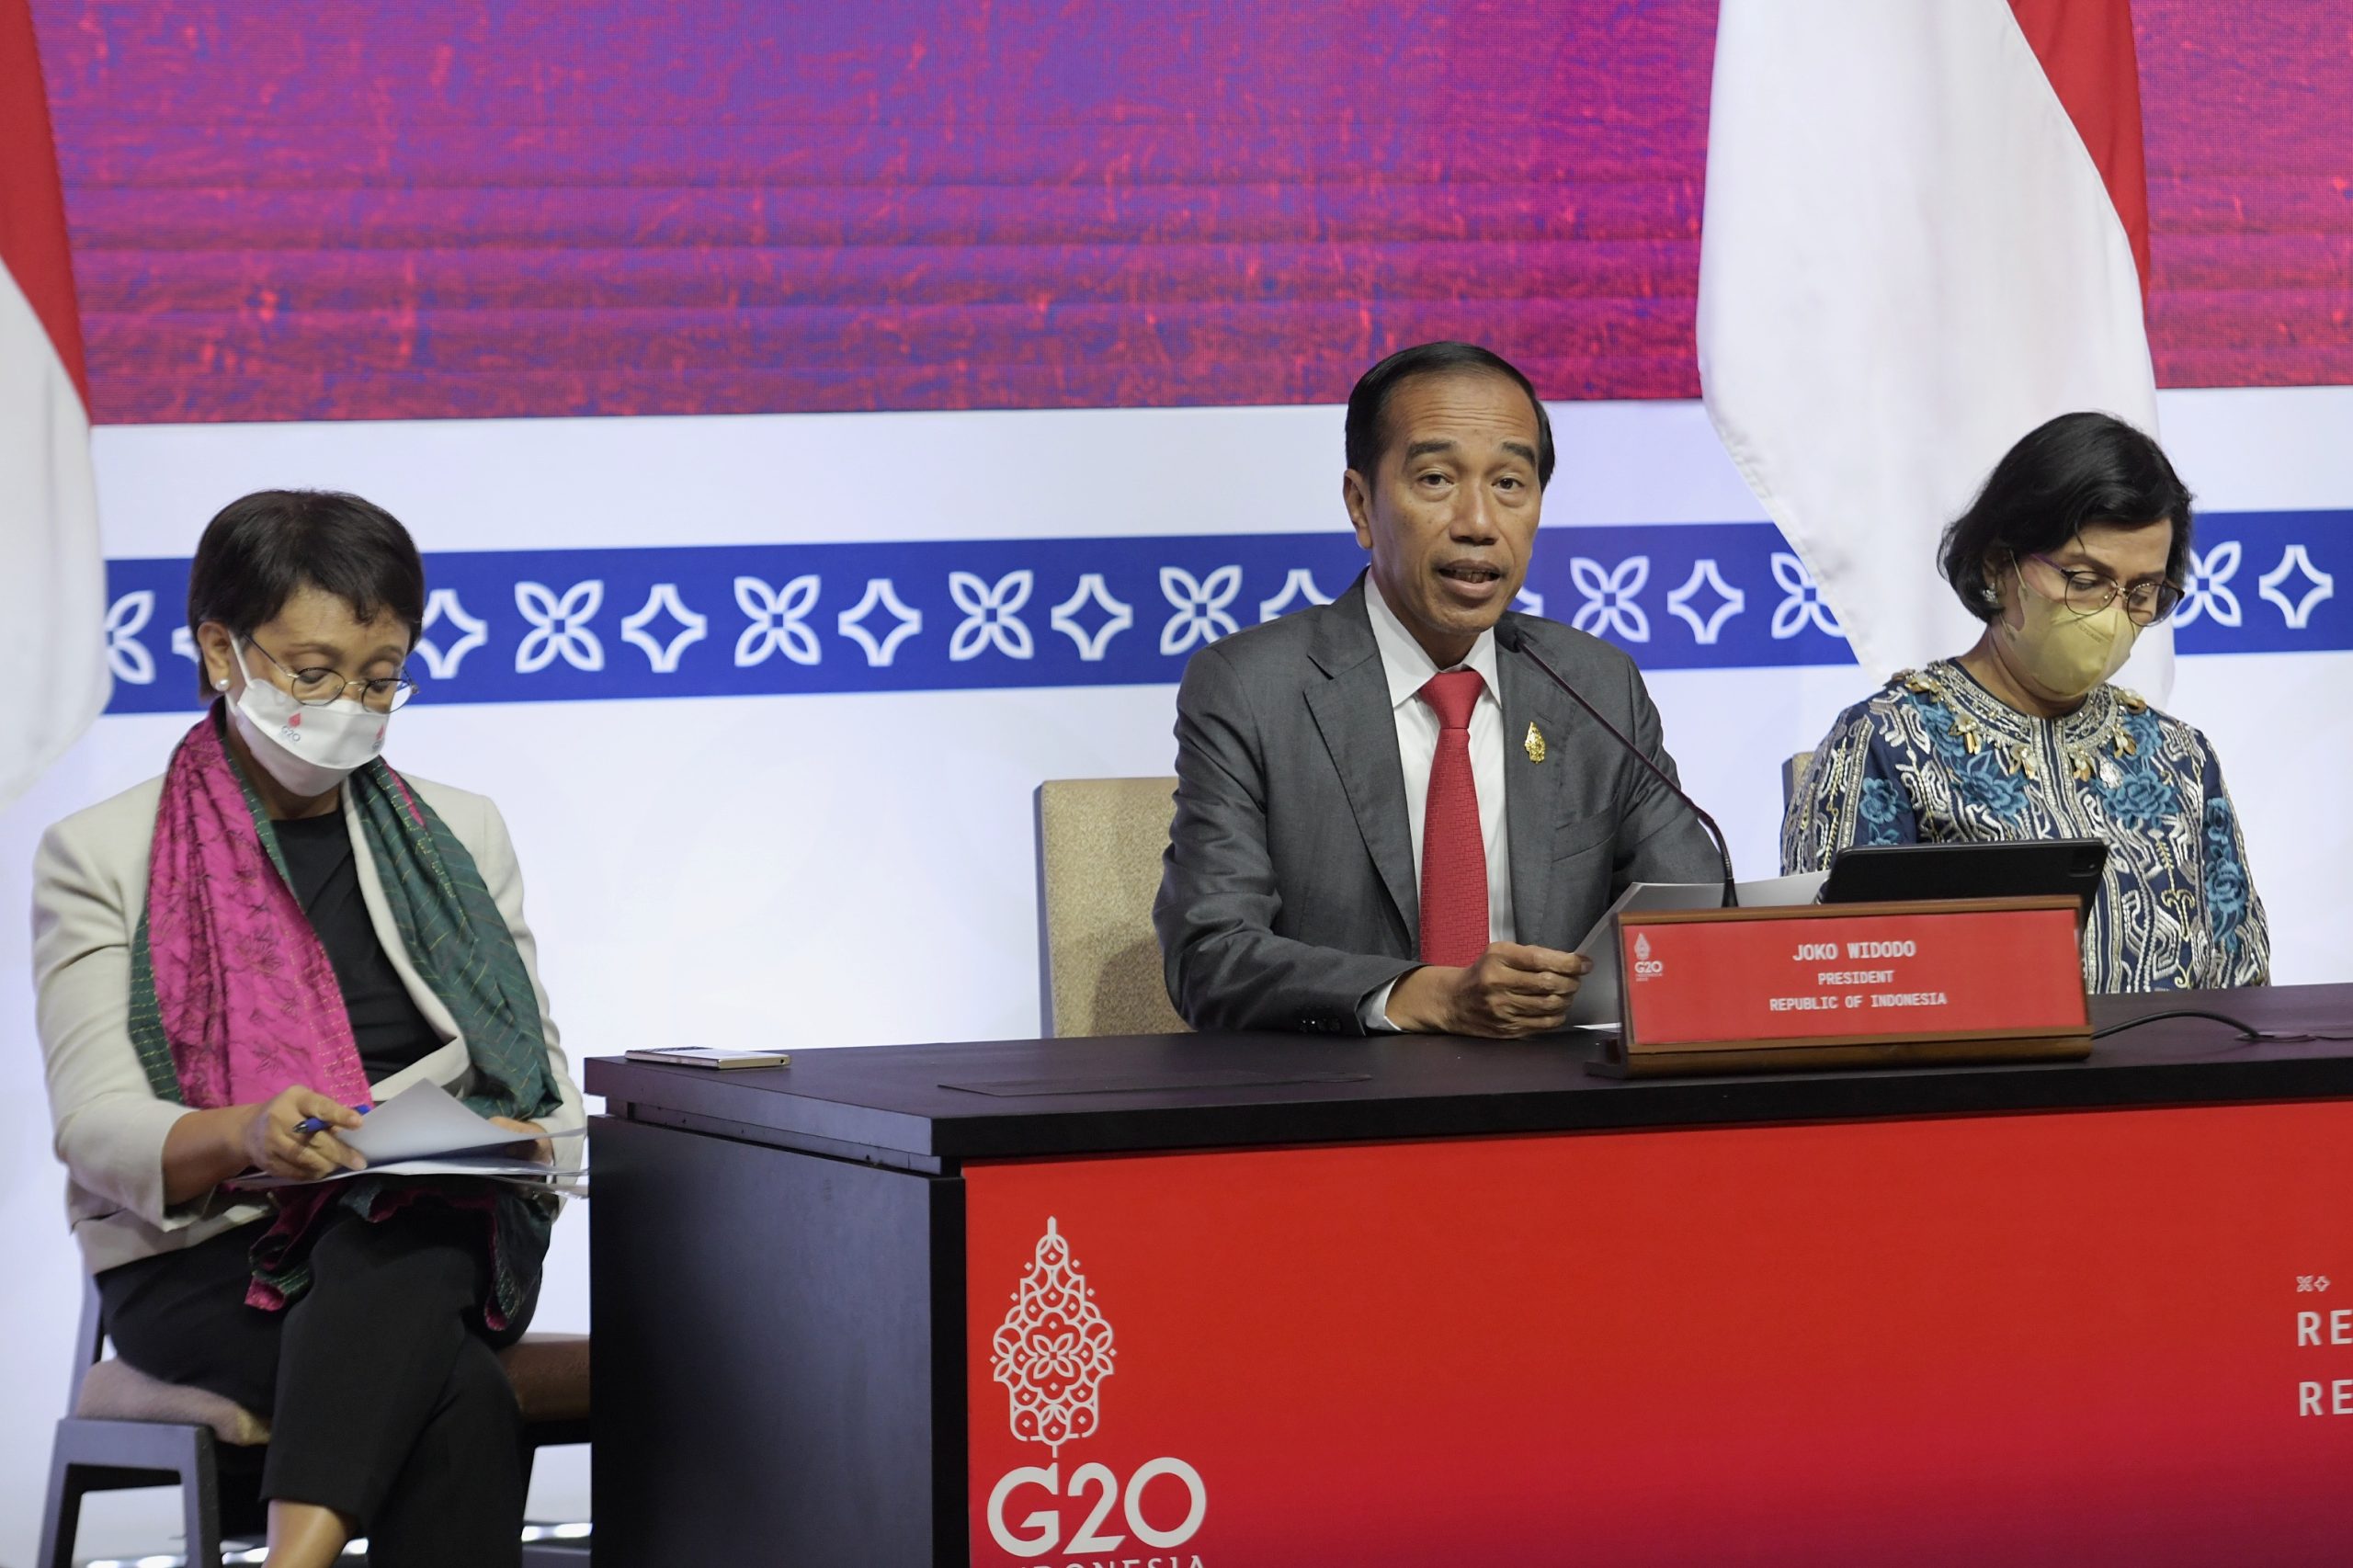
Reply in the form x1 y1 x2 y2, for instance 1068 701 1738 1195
1904 668 2143 784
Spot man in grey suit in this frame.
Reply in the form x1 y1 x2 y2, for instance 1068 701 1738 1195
1154 341 1724 1037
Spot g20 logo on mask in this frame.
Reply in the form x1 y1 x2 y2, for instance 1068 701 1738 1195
985 1219 1210 1563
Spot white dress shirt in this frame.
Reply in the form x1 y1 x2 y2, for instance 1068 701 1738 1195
1358 575 1516 1029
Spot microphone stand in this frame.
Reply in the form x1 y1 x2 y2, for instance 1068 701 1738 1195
1497 622 1739 909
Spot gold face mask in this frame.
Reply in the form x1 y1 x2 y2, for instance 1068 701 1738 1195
1997 562 2139 701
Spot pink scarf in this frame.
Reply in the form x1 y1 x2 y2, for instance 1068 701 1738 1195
142 713 373 1113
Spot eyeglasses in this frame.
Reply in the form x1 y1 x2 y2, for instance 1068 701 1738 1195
2020 554 2183 627
245 637 418 712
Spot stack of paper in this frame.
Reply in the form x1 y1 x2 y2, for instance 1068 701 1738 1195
238 1081 585 1193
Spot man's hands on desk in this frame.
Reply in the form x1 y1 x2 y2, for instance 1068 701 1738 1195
1384 943 1592 1038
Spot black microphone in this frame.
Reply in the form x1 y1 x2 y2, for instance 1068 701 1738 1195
1494 619 1738 909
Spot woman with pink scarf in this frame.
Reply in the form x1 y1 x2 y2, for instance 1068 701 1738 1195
33 490 584 1568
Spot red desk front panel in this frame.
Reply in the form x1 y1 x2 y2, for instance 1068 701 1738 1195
966 1100 2353 1566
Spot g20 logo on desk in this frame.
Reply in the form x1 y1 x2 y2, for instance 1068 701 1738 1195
1631 932 1665 981
986 1218 1211 1563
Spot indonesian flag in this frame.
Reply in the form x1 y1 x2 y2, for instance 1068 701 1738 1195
1 0 105 806
1699 0 2169 697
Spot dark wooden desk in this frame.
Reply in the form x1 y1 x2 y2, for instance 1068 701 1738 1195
588 983 2353 1567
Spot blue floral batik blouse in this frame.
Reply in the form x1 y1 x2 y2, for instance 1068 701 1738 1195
1781 660 2268 994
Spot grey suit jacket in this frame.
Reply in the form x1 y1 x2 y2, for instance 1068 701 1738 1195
1154 574 1723 1033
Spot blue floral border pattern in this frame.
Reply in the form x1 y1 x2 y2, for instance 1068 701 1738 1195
97 512 2344 713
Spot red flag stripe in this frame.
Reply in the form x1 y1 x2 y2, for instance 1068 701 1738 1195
2006 0 2154 299
0 0 86 408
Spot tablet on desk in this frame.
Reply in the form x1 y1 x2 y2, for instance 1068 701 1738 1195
1821 839 2108 915
623 1046 793 1070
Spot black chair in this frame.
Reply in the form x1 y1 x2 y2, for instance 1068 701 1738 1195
39 1278 591 1567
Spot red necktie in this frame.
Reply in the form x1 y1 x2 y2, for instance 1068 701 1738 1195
1416 669 1489 967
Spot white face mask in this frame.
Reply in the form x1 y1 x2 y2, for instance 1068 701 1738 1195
226 642 392 797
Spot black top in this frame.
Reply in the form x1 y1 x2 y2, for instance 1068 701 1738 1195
585 983 2353 1171
273 812 441 1084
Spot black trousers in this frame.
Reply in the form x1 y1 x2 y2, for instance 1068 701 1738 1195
97 1206 530 1568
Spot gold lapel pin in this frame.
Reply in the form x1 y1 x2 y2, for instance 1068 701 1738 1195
1524 722 1547 764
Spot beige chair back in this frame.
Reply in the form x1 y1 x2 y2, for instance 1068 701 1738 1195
1782 749 1814 808
1034 778 1188 1038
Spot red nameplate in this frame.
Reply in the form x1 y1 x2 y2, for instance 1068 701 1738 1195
1596 895 2091 1077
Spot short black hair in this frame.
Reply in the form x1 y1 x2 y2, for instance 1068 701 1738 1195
186 490 426 698
1345 341 1556 490
1939 412 2193 623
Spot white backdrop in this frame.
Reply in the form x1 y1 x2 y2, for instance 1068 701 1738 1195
2 386 2347 1562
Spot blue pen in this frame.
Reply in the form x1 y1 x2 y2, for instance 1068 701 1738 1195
295 1104 370 1137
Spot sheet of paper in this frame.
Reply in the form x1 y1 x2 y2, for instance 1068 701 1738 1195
1733 869 1835 907
338 1080 517 1162
331 1079 584 1164
1565 871 1828 1025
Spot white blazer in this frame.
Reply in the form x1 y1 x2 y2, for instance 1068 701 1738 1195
31 771 586 1275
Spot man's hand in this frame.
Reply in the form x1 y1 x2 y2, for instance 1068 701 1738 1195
239 1086 367 1182
1384 944 1592 1038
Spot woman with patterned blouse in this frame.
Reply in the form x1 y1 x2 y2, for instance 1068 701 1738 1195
1782 413 2268 993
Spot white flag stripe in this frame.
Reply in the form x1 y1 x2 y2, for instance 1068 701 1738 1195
1699 0 2170 697
0 253 106 807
